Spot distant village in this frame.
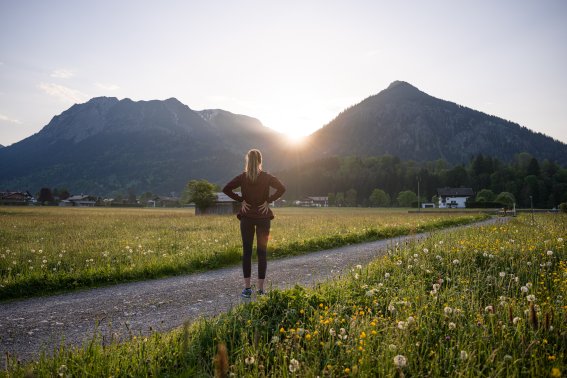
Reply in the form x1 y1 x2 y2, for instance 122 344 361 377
1 187 486 212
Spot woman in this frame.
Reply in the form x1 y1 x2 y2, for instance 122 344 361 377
222 149 286 298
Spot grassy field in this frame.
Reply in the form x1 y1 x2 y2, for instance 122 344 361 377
3 213 565 377
0 207 487 300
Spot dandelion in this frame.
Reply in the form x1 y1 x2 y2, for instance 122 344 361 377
356 264 362 269
329 328 336 337
423 248 429 253
551 368 562 377
526 282 533 289
388 344 397 351
521 286 528 293
365 289 376 297
448 322 456 330
245 356 255 365
384 272 390 278
397 321 407 330
271 336 279 343
444 306 453 315
407 316 415 325
547 250 553 256
388 304 396 313
288 358 300 373
452 259 460 265
485 305 494 313
460 350 468 360
499 271 506 277
527 294 536 302
393 355 407 368
354 273 359 279
558 237 563 242
433 283 441 291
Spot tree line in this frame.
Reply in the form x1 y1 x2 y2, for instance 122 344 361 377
277 152 567 208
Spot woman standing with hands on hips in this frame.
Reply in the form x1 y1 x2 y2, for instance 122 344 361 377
223 149 286 298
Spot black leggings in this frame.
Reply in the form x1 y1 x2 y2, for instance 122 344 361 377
240 217 271 279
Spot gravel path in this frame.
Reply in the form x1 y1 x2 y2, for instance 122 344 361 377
0 217 506 362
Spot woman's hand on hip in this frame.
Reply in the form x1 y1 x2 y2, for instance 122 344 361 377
258 201 269 214
241 200 251 213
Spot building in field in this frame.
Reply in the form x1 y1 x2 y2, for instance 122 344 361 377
296 196 329 207
437 187 474 208
59 194 99 207
195 192 240 215
0 191 35 205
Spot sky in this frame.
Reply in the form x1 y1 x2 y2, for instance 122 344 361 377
1 0 566 146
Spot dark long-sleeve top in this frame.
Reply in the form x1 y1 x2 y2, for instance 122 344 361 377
222 171 286 219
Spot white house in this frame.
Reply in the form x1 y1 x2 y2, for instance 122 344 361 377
437 188 474 209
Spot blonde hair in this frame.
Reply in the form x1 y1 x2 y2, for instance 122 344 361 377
245 149 262 182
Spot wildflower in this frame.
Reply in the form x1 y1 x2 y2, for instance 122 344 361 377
356 264 362 269
344 367 351 374
423 248 429 253
384 272 390 278
499 272 506 277
485 305 494 313
460 350 468 360
444 306 453 315
245 356 255 365
448 322 456 330
527 295 536 302
329 328 336 337
526 282 533 289
452 259 460 265
551 368 562 377
393 355 407 368
547 250 553 256
279 327 285 333
397 321 407 330
521 286 528 293
558 238 564 242
354 273 359 279
288 358 300 373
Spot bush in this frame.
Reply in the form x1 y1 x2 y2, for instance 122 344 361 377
560 202 567 213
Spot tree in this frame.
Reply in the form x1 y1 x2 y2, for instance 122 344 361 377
495 192 515 208
335 192 344 207
37 187 54 204
369 189 390 207
184 179 217 211
476 189 495 202
345 189 357 207
397 190 417 207
327 192 336 207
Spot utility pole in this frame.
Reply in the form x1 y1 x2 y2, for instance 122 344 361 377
530 195 534 224
417 176 421 212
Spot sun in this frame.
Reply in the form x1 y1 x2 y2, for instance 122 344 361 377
285 131 307 145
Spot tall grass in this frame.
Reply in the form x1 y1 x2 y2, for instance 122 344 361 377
4 214 565 377
0 207 486 300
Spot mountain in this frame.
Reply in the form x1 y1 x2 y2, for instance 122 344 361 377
0 97 285 195
307 81 567 165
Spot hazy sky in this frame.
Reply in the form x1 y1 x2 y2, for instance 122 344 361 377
1 0 566 146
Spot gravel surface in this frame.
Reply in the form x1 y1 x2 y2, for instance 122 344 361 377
0 217 506 362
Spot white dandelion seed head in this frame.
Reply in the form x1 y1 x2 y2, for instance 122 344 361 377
444 306 453 315
485 305 494 313
288 358 300 373
527 294 536 302
407 316 415 324
521 286 528 293
397 321 407 330
460 350 468 360
384 272 391 278
388 344 397 351
393 355 407 368
245 356 255 365
526 282 533 289
499 272 506 277
547 250 553 256
329 328 336 337
513 317 521 325
448 322 456 330
356 264 362 269
452 259 460 265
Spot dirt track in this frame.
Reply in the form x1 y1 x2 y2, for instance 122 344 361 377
0 217 507 362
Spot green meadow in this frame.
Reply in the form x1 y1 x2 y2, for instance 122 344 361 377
2 213 565 377
0 207 487 300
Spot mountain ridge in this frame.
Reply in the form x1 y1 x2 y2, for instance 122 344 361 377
1 81 566 195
